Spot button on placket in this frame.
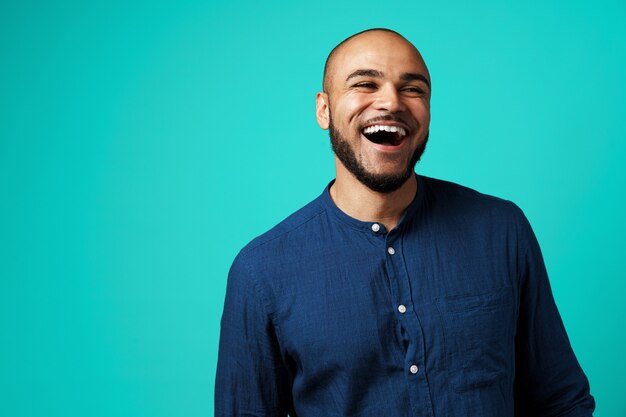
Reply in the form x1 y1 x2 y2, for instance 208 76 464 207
384 238 421 386
371 223 381 233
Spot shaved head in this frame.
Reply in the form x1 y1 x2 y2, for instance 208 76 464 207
322 28 426 93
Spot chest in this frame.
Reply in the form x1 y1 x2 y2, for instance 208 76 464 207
269 235 519 372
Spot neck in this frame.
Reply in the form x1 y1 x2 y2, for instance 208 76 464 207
330 158 417 231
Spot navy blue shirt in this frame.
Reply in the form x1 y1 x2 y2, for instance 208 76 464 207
215 175 594 417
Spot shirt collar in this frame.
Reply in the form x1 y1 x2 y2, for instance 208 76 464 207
320 174 425 234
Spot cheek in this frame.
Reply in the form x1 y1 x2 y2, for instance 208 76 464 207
410 103 431 126
335 96 373 124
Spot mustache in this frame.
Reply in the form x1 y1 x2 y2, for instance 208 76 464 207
361 114 414 129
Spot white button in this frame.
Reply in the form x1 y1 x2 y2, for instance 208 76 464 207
371 223 380 233
387 247 395 255
398 304 407 314
410 365 419 374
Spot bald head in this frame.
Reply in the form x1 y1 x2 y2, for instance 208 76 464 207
322 29 429 94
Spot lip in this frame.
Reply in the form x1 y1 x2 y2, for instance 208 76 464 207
361 121 412 136
360 132 410 153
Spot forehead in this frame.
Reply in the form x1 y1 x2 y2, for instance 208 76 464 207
331 32 429 83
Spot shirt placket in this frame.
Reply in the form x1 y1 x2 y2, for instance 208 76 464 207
383 227 435 417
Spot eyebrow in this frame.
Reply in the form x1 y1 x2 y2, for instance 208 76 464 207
346 68 431 88
401 72 431 88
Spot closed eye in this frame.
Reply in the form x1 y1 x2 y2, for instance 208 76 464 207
353 82 377 89
402 86 426 95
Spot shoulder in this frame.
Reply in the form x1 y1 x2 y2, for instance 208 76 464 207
230 190 329 274
418 175 535 248
421 175 526 222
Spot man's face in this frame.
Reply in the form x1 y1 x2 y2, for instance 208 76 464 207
317 32 431 193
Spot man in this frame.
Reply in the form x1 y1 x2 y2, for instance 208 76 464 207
215 28 595 416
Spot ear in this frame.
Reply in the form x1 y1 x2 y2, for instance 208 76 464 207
315 92 330 130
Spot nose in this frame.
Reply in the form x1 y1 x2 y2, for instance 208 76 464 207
373 83 405 113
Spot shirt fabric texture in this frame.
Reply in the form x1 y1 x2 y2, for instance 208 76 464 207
215 175 595 417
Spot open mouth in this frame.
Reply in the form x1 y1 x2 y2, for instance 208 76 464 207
361 125 408 147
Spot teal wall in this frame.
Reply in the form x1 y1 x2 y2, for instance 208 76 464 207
1 1 624 415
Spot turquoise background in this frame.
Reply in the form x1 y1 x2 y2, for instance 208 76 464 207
1 0 625 415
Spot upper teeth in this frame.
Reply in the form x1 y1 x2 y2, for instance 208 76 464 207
363 125 407 137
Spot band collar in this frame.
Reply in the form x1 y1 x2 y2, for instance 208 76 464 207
320 174 425 234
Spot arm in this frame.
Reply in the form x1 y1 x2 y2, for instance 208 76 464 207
215 254 292 417
513 213 595 416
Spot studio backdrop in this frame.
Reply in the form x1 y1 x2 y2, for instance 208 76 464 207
1 1 625 416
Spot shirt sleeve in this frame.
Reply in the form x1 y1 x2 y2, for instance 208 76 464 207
215 254 292 417
513 212 595 416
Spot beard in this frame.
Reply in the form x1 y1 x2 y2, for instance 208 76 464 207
328 113 428 194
